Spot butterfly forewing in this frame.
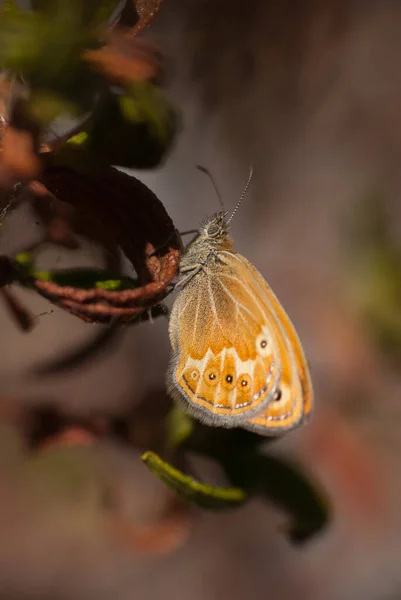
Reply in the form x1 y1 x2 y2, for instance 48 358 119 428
167 253 284 426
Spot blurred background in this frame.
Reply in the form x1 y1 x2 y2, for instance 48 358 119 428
1 0 401 599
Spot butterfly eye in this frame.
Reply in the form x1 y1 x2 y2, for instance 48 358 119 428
207 223 220 237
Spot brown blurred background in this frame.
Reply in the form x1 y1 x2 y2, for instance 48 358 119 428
2 1 401 599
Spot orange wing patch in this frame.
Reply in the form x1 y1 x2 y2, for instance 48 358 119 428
176 344 278 422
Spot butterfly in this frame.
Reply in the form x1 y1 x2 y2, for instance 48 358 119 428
166 168 313 436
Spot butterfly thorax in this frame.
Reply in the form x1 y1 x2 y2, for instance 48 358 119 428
179 212 234 275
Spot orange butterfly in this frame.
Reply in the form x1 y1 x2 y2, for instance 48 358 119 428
167 169 313 436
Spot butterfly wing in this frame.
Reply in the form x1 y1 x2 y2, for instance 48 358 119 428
168 251 285 426
236 256 313 435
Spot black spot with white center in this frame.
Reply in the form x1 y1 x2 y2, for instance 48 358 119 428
241 380 247 387
226 375 233 383
209 373 216 380
260 340 267 348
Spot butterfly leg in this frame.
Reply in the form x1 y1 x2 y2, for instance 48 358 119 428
174 265 203 289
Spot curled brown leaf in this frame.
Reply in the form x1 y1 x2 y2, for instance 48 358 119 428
25 165 180 324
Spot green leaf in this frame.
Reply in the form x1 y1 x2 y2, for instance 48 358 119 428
14 252 35 274
80 85 179 169
66 131 89 147
181 425 268 463
0 11 85 74
0 6 101 112
181 426 330 543
124 81 179 146
224 452 329 543
141 451 247 510
14 258 140 291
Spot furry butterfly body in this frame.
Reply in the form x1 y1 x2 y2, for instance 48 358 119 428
167 212 313 435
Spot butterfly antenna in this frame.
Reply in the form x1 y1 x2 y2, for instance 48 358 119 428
226 166 254 225
196 165 225 211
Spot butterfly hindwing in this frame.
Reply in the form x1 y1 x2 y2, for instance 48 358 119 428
237 256 313 435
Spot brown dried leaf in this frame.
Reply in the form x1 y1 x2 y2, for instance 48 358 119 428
40 166 180 281
26 282 166 323
0 126 41 188
133 0 163 35
83 29 161 85
26 166 180 324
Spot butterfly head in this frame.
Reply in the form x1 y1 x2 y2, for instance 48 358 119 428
180 212 233 269
198 211 234 250
202 211 228 236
